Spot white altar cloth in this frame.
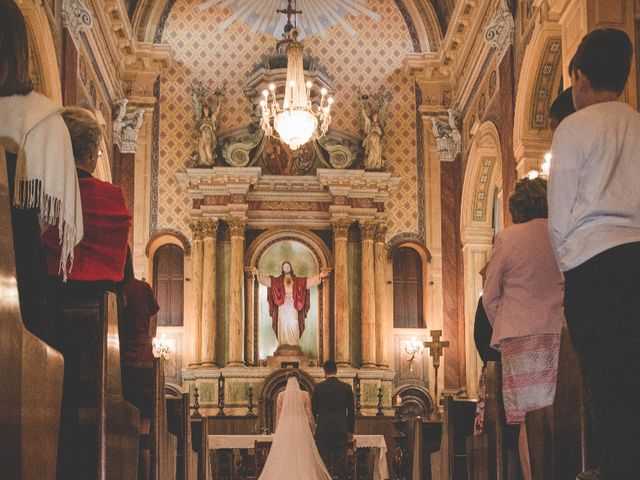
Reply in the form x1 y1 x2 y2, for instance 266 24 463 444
208 434 389 480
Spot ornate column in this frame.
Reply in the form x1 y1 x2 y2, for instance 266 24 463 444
360 220 377 368
200 219 218 367
374 224 389 368
332 218 351 366
227 217 247 366
244 270 255 365
321 272 331 363
189 221 204 367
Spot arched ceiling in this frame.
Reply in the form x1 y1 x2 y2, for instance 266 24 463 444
132 0 445 52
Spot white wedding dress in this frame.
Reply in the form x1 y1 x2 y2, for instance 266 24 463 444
259 377 332 480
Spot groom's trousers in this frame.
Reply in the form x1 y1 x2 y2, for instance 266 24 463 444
316 433 348 480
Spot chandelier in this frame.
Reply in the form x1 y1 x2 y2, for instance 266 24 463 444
259 3 333 150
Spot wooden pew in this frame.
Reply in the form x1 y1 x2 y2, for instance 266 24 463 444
0 147 65 479
525 325 594 479
166 385 194 480
53 292 140 479
466 362 520 480
430 395 477 480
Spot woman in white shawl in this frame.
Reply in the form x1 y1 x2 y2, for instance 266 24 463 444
0 0 82 336
259 376 332 480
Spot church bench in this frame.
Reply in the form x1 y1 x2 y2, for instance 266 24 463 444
524 325 595 479
52 291 140 479
144 356 178 480
466 361 523 480
430 395 477 480
0 146 65 479
166 386 194 480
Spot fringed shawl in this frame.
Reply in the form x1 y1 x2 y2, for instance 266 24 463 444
0 92 83 279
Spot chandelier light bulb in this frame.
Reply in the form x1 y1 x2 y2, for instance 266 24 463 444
262 89 269 97
320 87 328 96
289 80 295 87
544 152 552 163
527 170 540 180
269 83 276 91
260 99 266 107
327 97 334 105
306 81 313 89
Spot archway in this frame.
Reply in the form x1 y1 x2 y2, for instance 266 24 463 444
16 0 63 103
513 20 563 178
460 121 503 398
246 227 333 366
258 368 317 433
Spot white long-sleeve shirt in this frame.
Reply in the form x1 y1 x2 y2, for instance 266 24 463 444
548 101 640 272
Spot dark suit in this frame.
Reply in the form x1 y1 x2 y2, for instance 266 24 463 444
312 376 355 480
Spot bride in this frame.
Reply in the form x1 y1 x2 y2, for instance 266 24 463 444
259 376 331 480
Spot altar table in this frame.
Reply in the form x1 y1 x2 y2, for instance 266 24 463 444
208 434 389 480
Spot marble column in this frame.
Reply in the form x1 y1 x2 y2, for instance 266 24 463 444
374 224 389 368
227 217 246 366
189 221 204 367
360 221 377 368
200 219 218 367
244 270 255 365
332 219 351 366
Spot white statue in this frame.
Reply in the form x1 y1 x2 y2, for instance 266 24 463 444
359 90 391 171
190 82 224 167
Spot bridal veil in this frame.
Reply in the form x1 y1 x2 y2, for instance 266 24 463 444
259 376 331 480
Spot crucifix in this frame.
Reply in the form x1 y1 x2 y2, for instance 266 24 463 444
276 0 303 31
423 330 450 415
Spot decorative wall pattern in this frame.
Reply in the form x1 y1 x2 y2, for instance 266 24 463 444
157 0 418 238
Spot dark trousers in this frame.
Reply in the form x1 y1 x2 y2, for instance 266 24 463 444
316 433 348 480
564 242 640 480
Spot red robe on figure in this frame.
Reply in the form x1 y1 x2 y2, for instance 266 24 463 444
267 274 310 338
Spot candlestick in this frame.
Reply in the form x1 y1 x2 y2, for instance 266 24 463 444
217 373 226 417
376 386 384 416
191 385 201 419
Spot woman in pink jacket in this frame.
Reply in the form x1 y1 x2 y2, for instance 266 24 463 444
482 177 564 479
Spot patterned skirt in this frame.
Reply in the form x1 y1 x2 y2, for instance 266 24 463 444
473 366 488 435
500 334 561 424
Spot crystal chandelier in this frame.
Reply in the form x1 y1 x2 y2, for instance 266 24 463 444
259 4 333 150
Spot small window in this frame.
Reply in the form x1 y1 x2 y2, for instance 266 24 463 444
393 247 424 328
153 244 184 326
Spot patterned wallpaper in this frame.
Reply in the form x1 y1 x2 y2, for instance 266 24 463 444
158 0 418 238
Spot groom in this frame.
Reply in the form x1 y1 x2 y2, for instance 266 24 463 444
312 361 355 480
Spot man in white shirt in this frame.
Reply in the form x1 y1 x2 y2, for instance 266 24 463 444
548 28 640 480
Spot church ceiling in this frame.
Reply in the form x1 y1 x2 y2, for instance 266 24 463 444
156 0 420 239
197 0 381 38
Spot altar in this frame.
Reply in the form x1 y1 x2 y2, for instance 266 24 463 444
208 434 389 480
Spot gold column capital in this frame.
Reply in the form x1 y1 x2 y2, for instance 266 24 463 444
190 220 205 241
331 218 352 238
374 223 388 244
201 219 219 238
227 216 247 237
359 220 377 241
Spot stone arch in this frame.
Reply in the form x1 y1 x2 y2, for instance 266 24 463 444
17 0 63 102
460 121 503 398
513 20 563 178
133 0 443 52
388 240 431 329
258 368 317 433
394 384 434 417
145 228 190 284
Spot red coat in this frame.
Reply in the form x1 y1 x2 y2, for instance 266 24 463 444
43 176 131 282
267 275 310 336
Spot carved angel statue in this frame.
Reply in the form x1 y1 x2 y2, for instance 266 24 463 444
359 90 391 170
190 82 225 167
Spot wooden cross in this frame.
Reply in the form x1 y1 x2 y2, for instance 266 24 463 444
423 330 449 416
276 0 302 24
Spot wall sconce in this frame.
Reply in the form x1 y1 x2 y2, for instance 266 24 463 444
152 334 173 359
404 337 423 372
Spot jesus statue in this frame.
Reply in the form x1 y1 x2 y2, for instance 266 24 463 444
253 261 329 348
